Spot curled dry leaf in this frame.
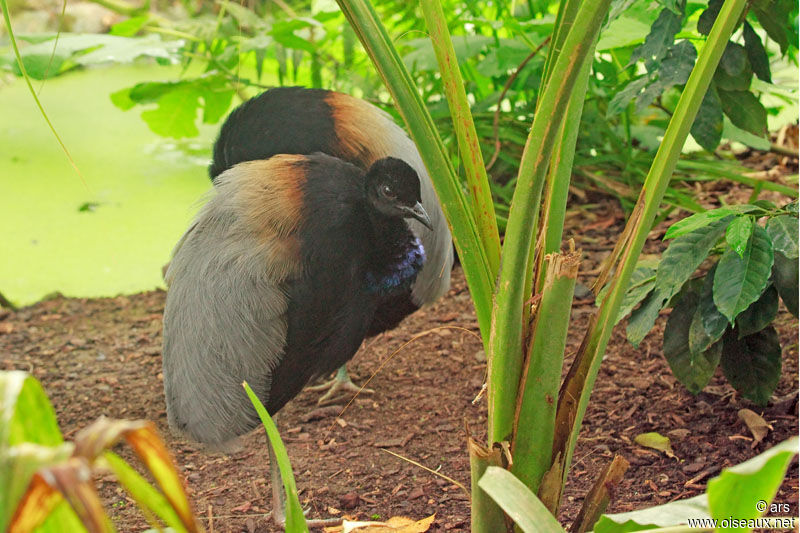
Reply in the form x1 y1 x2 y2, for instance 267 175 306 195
634 432 675 458
324 514 435 533
737 408 772 446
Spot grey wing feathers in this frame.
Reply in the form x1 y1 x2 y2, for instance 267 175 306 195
163 186 291 445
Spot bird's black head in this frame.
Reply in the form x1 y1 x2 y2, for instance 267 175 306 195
365 157 432 230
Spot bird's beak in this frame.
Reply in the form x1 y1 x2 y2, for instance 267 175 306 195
402 201 433 231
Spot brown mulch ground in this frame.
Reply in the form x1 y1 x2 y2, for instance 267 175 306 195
1 150 798 531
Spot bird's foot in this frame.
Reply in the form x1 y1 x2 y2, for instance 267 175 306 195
307 367 373 406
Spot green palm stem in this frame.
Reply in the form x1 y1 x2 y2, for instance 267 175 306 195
335 0 495 343
469 438 508 533
420 0 501 276
550 0 749 508
511 251 580 493
487 0 612 447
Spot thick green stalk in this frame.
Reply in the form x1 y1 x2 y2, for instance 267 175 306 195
551 0 748 495
469 439 508 533
335 0 495 342
538 0 583 102
487 0 611 446
420 0 501 277
524 0 585 322
511 251 579 492
534 51 594 291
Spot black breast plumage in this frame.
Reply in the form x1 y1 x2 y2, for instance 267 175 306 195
162 153 426 444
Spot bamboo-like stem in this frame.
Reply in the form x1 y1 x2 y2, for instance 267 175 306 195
569 455 629 533
551 0 749 497
533 51 594 292
538 0 583 101
511 250 580 493
335 0 495 343
420 0 501 277
487 0 611 446
468 439 508 533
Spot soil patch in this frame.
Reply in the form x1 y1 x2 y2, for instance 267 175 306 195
2 194 798 531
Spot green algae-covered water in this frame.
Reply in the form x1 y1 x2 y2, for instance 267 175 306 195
1 64 219 306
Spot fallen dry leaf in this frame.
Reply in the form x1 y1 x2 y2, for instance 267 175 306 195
634 432 675 458
738 409 772 447
325 514 435 533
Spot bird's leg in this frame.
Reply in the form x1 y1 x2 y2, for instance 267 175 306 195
268 418 343 529
306 365 374 406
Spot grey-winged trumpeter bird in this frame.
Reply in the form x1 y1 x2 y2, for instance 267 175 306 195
207 87 453 402
161 87 453 526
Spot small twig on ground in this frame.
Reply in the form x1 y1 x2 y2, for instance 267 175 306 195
381 448 470 500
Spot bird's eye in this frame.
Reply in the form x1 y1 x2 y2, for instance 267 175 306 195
381 185 395 198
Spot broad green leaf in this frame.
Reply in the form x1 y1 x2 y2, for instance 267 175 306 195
478 467 565 533
626 287 666 348
477 40 542 78
664 207 758 239
110 15 151 37
74 34 181 66
140 89 201 138
607 76 650 118
109 87 137 111
243 382 309 533
726 216 754 257
201 82 235 125
751 0 792 54
688 266 728 355
597 16 650 50
713 55 753 91
594 494 710 532
697 0 723 34
596 439 798 532
713 226 774 322
718 42 747 77
722 117 771 151
1 443 77 532
655 216 732 295
690 83 723 151
0 371 63 447
11 54 69 80
635 40 697 112
742 22 771 82
629 7 684 70
720 327 781 405
772 251 798 317
104 452 187 533
665 282 723 394
766 215 799 259
597 261 658 324
708 437 798 524
0 371 78 532
616 280 656 325
718 89 767 136
735 285 778 338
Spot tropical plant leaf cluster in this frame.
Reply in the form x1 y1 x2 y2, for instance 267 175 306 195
610 0 798 152
0 370 202 533
481 436 798 533
615 200 798 404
